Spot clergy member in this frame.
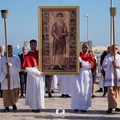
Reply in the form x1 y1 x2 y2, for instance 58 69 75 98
0 45 21 112
22 39 45 112
102 44 120 113
71 42 94 112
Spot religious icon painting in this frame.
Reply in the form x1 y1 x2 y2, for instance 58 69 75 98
38 6 80 75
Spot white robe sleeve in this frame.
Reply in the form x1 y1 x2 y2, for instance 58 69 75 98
0 60 6 82
102 55 113 72
0 70 6 83
9 57 21 74
78 57 91 69
25 67 42 77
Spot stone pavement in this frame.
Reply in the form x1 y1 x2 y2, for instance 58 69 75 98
0 74 120 120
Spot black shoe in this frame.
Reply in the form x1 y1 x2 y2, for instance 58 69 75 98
32 109 41 113
20 95 25 98
4 107 10 112
48 93 52 97
45 91 48 93
12 104 17 111
61 94 65 97
103 93 107 97
115 108 120 111
65 94 71 98
106 108 112 113
81 110 87 112
92 95 96 98
96 88 103 92
32 109 36 112
51 90 54 93
74 109 79 112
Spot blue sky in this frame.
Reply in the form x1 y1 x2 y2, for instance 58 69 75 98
0 0 120 48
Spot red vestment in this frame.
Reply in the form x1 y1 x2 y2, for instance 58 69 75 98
80 52 94 70
22 51 38 68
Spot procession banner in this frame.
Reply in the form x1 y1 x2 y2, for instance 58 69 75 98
38 6 80 74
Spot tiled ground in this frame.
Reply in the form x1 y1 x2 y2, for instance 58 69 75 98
0 75 120 120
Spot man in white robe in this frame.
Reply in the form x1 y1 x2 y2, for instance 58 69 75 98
0 45 21 112
71 43 94 112
102 45 120 113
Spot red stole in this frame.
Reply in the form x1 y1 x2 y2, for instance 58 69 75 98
80 52 94 70
22 51 38 68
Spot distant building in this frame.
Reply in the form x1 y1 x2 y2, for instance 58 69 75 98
79 42 120 54
23 41 29 48
92 46 107 54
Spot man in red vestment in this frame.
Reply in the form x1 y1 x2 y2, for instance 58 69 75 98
22 39 45 112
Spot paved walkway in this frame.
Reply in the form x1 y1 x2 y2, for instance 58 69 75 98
0 75 120 120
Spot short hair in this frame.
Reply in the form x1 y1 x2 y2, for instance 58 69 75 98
30 39 37 44
56 12 64 17
8 45 13 48
82 42 89 48
22 46 27 50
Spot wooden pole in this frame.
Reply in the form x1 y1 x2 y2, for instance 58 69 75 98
1 10 11 100
110 7 117 96
113 15 117 87
4 17 11 93
110 0 113 45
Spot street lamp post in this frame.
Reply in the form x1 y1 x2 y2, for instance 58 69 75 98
84 15 89 41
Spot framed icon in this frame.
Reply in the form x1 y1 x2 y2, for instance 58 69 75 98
38 6 80 74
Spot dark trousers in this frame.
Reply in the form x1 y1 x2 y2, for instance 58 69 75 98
45 75 52 94
0 83 3 97
102 69 108 94
19 71 27 96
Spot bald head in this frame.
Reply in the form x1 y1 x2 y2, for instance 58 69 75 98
22 46 28 55
0 45 5 54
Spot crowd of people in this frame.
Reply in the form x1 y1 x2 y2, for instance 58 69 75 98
0 41 120 114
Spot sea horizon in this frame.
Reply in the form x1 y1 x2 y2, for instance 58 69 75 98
13 47 102 59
